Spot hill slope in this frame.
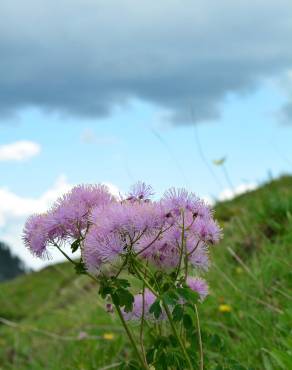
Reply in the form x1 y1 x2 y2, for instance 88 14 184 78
0 177 292 369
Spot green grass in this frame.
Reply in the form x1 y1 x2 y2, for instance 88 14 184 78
1 176 292 369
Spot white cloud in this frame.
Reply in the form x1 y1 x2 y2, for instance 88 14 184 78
0 174 71 227
0 140 41 161
0 176 120 269
218 183 257 202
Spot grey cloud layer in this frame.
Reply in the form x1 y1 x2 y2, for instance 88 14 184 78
1 0 292 123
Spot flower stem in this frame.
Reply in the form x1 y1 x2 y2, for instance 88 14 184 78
194 304 203 370
54 243 99 283
114 303 148 369
54 243 76 265
161 300 194 370
133 264 158 297
140 269 147 366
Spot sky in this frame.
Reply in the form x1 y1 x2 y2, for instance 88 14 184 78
1 1 292 269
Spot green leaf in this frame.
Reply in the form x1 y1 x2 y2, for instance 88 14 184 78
162 290 179 306
71 239 81 253
115 288 134 312
183 313 193 329
116 278 131 288
177 287 199 303
98 285 112 298
149 299 162 319
146 348 156 364
172 304 184 322
111 292 120 306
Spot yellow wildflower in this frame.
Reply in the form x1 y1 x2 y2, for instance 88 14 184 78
219 304 232 313
103 332 115 340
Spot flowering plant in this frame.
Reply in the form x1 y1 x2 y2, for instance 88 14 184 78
23 182 222 369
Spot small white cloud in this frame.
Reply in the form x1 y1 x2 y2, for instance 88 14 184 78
0 140 41 161
218 183 257 202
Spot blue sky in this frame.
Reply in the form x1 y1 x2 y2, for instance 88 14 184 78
1 81 291 198
1 0 292 268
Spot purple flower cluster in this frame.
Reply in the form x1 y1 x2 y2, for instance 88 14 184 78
23 184 114 258
23 182 221 275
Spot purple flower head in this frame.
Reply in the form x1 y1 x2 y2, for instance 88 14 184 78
83 228 124 275
162 188 196 216
23 213 52 258
51 184 114 239
136 227 181 269
192 217 222 244
192 199 212 219
161 189 212 228
126 182 154 202
186 277 209 301
123 289 165 321
189 244 210 271
91 201 164 242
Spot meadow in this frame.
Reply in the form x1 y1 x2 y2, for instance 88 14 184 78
0 176 291 370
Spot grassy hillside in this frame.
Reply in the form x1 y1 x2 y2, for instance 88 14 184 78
0 177 292 369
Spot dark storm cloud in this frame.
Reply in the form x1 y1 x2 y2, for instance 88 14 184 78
1 0 292 124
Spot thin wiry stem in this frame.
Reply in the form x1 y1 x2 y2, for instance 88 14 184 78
114 304 148 370
54 243 76 265
194 304 203 370
187 240 200 257
139 267 148 366
135 225 173 256
161 300 194 370
133 264 158 297
54 243 98 282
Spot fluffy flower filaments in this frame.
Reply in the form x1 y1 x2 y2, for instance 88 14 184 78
23 184 114 258
186 277 209 301
23 213 55 258
23 182 222 273
51 184 114 239
127 181 154 202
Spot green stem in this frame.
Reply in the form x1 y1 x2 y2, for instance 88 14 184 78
55 243 98 283
140 271 147 366
54 243 76 265
133 264 158 296
194 304 203 370
134 262 193 369
161 300 194 370
114 303 148 369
